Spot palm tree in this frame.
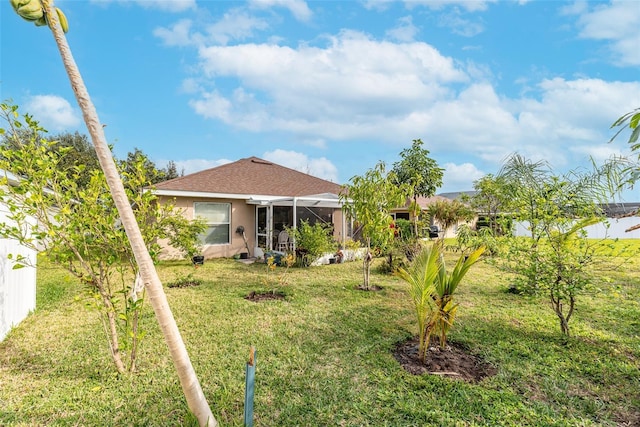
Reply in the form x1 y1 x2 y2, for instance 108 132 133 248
427 199 475 239
394 245 440 361
433 244 485 348
396 242 485 360
17 2 217 425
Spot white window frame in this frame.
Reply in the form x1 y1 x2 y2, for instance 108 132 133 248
194 202 231 245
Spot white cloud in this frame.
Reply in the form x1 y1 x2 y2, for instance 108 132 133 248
184 24 640 173
204 9 270 45
248 0 312 22
153 19 194 46
438 12 485 37
90 0 196 12
190 30 467 139
405 0 496 13
569 144 626 165
161 20 639 184
262 149 339 182
154 9 269 47
386 16 419 42
136 0 195 12
25 95 81 131
442 162 485 191
189 90 234 122
362 0 395 12
570 0 640 66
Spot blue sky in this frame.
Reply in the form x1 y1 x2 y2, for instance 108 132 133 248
1 0 639 199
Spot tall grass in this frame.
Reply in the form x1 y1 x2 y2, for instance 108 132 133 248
1 249 638 426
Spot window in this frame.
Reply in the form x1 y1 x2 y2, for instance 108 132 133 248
194 202 231 245
392 212 410 221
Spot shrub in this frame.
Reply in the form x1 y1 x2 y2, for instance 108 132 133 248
454 224 502 256
394 218 414 240
286 220 336 267
396 243 485 361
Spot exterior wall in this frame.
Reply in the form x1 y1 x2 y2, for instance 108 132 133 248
391 208 477 239
332 209 347 243
158 196 256 260
514 217 640 239
158 196 348 260
430 219 477 239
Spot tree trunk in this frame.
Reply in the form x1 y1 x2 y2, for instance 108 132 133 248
413 195 419 236
551 292 571 337
363 252 369 289
363 238 372 289
41 2 217 425
99 287 126 374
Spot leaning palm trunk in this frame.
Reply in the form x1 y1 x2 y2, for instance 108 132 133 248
39 1 216 425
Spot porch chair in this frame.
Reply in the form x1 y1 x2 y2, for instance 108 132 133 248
277 230 290 251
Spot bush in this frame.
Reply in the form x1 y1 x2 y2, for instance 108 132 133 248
454 224 502 256
286 220 336 267
394 218 413 240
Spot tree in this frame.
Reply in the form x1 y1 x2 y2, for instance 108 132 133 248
49 131 101 187
496 154 622 336
340 162 409 289
121 148 181 186
609 107 640 232
392 139 444 236
1 128 100 189
9 1 217 424
0 105 205 371
468 174 510 235
164 160 182 181
426 199 475 239
537 218 601 336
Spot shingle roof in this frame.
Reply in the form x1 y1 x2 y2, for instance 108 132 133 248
391 195 451 211
437 191 477 200
600 202 640 218
154 156 343 197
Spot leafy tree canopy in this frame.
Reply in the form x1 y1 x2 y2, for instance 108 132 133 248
340 161 410 289
391 139 443 199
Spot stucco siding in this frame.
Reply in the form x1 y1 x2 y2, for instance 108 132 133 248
158 196 257 259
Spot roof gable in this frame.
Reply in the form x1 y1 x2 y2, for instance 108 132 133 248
154 157 343 197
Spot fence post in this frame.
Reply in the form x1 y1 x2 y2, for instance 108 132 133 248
244 346 256 427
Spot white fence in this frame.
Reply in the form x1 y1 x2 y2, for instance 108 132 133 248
0 239 37 341
514 217 640 239
0 189 38 341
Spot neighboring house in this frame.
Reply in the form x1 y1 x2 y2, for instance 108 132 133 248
152 157 348 259
391 194 476 239
0 171 38 342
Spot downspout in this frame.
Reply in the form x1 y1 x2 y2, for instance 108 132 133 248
268 204 273 251
341 206 346 247
292 197 298 253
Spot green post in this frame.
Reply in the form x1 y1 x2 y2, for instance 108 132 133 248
244 346 256 427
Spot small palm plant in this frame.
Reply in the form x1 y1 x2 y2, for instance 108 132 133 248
396 243 485 362
433 244 485 348
395 245 440 362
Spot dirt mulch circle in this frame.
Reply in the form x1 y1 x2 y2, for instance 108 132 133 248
356 284 383 291
393 337 497 383
245 290 287 302
167 281 201 288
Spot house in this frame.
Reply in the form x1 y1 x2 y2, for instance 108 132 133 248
390 194 476 239
0 171 38 342
152 157 348 259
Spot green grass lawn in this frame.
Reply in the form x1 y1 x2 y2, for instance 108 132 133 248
1 248 639 426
